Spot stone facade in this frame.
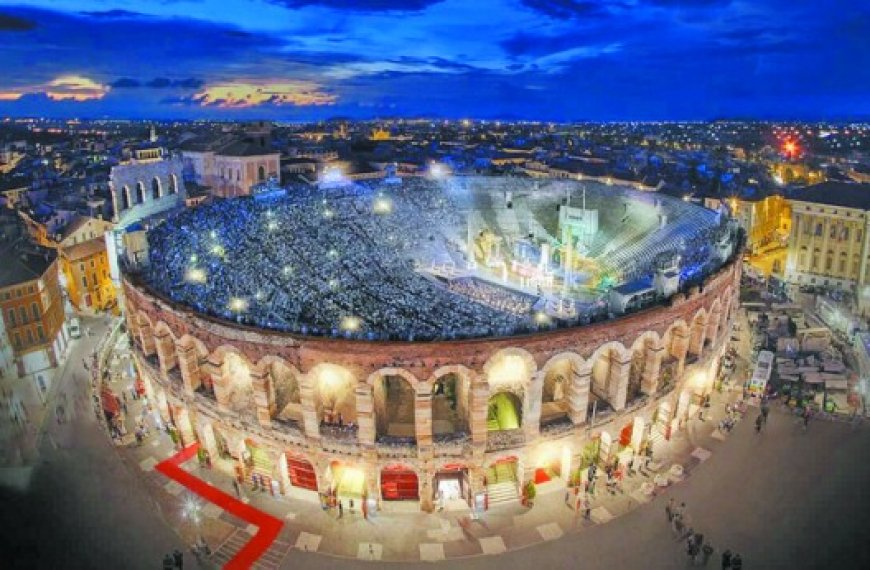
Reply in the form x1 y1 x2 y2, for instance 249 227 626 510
125 258 740 513
109 157 187 229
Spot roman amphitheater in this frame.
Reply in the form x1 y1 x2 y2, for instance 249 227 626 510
122 176 742 513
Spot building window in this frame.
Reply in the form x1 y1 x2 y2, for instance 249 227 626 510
82 276 88 288
6 308 14 326
13 333 21 349
815 223 823 237
31 302 39 320
26 329 34 345
18 307 27 324
37 325 45 341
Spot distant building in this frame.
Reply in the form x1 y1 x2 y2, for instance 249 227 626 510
60 237 115 312
0 243 68 388
783 182 870 311
180 124 280 198
109 147 187 228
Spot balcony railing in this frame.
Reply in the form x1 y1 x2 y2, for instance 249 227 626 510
376 439 417 459
486 428 526 452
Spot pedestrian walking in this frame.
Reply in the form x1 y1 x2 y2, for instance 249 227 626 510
173 548 184 569
232 479 241 498
755 414 763 433
731 554 742 570
666 498 675 522
721 549 732 569
701 543 714 566
565 490 571 506
673 513 685 537
162 554 174 570
338 500 344 518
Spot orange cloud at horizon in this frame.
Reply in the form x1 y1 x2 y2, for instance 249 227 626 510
0 75 110 102
194 80 336 108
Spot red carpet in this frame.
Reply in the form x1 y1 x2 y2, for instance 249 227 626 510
156 443 284 569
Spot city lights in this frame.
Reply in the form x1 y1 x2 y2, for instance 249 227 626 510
229 297 248 312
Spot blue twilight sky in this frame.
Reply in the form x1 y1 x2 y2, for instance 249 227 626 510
0 0 867 121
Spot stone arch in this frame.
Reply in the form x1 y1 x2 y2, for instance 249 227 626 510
169 173 178 194
427 365 474 438
258 165 266 182
482 347 536 391
152 320 178 372
588 341 631 411
707 298 723 347
308 363 357 428
629 331 662 399
211 345 255 414
258 356 302 424
151 176 162 200
539 352 584 428
135 310 155 355
175 333 209 393
689 308 708 356
367 368 419 443
135 181 145 204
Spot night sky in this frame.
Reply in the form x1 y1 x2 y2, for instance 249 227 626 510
0 0 867 120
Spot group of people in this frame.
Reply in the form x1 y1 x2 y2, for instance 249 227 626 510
447 277 535 315
143 181 552 341
666 498 743 568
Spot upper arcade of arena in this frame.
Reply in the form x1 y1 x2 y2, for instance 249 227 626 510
128 176 739 341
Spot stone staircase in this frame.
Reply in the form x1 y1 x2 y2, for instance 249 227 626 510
486 481 518 505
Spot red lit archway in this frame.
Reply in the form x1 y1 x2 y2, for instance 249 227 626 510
380 464 419 501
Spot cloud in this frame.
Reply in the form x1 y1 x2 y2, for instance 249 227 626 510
185 81 337 107
268 0 445 12
0 75 109 102
518 1 610 20
146 77 173 88
0 12 36 31
79 10 146 19
111 77 141 89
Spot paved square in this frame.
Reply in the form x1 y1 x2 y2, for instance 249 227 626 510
163 480 184 495
479 535 506 554
590 506 614 524
150 440 160 447
138 457 157 471
284 512 296 520
295 532 322 552
419 543 445 561
631 489 653 504
711 429 728 441
357 542 383 560
537 522 564 541
692 447 713 462
202 503 223 518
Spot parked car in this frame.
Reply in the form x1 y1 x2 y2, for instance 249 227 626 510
68 317 82 339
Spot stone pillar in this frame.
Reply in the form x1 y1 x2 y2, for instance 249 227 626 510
205 356 229 410
126 311 140 346
154 331 176 375
641 346 664 395
420 466 435 513
608 355 631 411
415 385 433 454
707 310 722 349
300 375 320 440
198 421 219 461
524 371 544 441
689 320 706 357
672 327 690 378
356 383 375 447
175 405 196 446
177 344 201 396
470 378 489 460
568 369 591 425
598 431 613 465
138 320 155 356
250 367 273 428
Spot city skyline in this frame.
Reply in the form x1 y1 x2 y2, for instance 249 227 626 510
0 0 868 121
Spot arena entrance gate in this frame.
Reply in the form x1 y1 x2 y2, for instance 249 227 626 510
433 464 470 509
380 465 419 501
484 456 519 505
285 452 318 492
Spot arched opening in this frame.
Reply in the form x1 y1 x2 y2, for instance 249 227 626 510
151 177 162 200
487 391 522 431
433 463 471 509
283 451 317 492
327 460 366 501
689 312 707 356
169 173 178 194
271 361 301 426
135 181 145 204
432 372 469 439
241 438 275 490
373 374 416 444
540 357 574 429
629 335 657 401
591 346 622 412
484 456 519 505
380 464 419 501
223 352 253 413
120 185 131 210
312 364 357 439
257 165 266 182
